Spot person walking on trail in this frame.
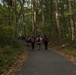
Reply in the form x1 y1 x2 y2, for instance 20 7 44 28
36 35 42 50
27 36 31 43
31 36 35 50
43 35 49 50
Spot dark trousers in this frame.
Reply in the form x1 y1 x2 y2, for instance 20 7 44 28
31 43 35 49
44 43 48 50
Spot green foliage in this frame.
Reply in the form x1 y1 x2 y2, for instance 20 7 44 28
0 25 13 47
50 40 76 57
0 41 22 73
63 49 76 56
0 0 76 73
61 41 76 56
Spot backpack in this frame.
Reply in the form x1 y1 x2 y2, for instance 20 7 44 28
44 37 48 43
37 37 40 42
31 37 35 43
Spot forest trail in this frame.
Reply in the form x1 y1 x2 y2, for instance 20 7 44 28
14 44 76 75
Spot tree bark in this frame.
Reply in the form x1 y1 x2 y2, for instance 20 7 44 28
31 0 34 34
40 0 44 37
31 0 36 37
55 0 61 40
23 0 26 35
68 0 75 41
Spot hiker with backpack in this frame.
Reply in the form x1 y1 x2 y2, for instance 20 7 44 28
36 35 42 50
43 35 49 50
31 36 35 50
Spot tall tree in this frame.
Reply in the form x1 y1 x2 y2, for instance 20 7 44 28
23 0 26 35
68 0 75 41
31 0 36 37
54 0 61 40
50 0 56 38
40 0 44 37
31 0 34 35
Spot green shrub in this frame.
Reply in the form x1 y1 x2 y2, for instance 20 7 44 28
0 42 22 73
0 25 13 47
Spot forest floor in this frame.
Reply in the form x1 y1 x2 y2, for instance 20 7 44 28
50 41 76 65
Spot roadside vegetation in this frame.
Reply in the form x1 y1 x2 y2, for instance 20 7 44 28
50 39 76 63
0 40 21 74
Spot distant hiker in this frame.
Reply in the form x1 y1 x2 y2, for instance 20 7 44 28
36 35 42 50
43 35 49 50
21 35 25 40
20 35 26 44
31 36 35 50
27 36 31 43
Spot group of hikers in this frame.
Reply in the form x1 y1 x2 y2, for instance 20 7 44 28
20 35 49 50
27 35 49 50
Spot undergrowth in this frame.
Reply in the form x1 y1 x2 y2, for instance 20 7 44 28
0 40 23 74
50 39 76 56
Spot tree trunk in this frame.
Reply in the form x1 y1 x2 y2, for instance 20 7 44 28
31 0 36 37
31 0 34 35
68 0 75 41
50 0 55 38
55 0 61 40
72 0 76 39
23 0 26 35
13 0 18 37
41 0 44 37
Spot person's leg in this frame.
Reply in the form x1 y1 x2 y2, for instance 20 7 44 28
45 44 47 50
39 43 41 50
45 43 47 50
44 44 46 50
33 43 35 49
31 43 34 50
32 43 34 49
37 43 39 49
46 43 48 50
31 43 33 49
39 44 40 49
37 43 41 50
38 44 40 50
